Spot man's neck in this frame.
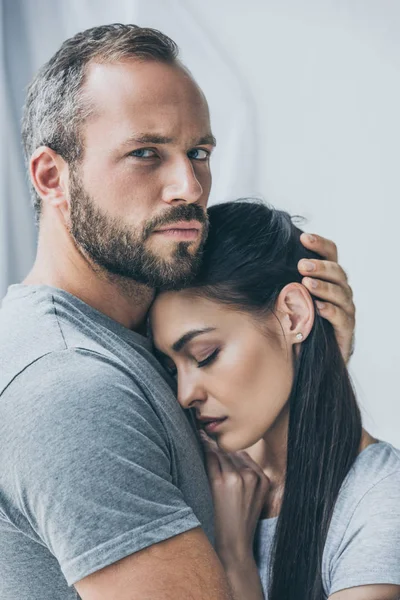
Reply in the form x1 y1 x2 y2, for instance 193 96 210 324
24 226 155 331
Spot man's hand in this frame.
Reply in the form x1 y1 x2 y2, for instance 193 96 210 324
298 233 355 363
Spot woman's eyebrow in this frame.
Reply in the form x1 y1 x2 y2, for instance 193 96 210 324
172 328 216 353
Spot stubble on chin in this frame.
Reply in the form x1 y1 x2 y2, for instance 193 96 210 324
68 170 208 289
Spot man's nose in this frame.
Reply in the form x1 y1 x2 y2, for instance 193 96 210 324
161 158 204 205
177 374 207 410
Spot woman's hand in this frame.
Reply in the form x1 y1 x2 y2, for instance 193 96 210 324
299 233 355 363
201 431 270 567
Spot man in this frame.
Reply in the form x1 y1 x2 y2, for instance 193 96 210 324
0 24 355 599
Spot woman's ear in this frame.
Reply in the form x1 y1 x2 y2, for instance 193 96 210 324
275 283 315 347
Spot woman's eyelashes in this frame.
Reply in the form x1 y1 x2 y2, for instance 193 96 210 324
163 347 220 377
196 348 220 368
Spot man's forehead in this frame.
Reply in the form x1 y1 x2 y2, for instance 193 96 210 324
84 59 207 109
82 60 213 143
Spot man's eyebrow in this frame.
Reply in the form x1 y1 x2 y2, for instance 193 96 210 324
120 133 217 148
121 134 174 146
197 134 217 147
172 328 216 353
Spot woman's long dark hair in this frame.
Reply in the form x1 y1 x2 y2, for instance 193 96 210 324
185 200 362 600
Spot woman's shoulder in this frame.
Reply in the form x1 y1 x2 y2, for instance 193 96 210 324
322 440 400 596
342 439 400 494
329 440 400 539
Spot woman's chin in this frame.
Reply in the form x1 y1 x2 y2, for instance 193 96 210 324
215 433 253 454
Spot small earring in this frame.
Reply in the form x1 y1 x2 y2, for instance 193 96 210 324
295 333 304 341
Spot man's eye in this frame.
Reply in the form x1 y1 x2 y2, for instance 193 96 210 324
187 148 210 161
129 148 157 158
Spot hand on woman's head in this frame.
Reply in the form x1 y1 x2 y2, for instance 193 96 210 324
299 233 355 363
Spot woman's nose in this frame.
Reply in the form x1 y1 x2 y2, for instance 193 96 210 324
177 374 207 409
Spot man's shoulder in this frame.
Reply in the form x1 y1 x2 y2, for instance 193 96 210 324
3 346 158 412
0 347 175 467
0 284 181 444
0 284 162 398
0 285 68 395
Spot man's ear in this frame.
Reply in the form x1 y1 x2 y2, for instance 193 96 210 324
30 146 70 218
275 283 315 347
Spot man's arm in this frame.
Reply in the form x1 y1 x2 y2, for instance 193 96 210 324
75 528 234 600
8 350 230 597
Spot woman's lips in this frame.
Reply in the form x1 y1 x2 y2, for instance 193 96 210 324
201 417 228 433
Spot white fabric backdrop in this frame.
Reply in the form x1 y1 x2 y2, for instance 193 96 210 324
1 0 399 445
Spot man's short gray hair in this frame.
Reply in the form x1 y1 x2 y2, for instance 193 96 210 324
21 23 179 221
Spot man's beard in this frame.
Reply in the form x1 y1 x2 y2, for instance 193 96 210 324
68 170 209 290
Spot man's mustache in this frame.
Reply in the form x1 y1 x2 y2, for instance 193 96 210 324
142 204 208 240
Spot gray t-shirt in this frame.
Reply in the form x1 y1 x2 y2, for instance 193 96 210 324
254 441 400 598
0 284 214 600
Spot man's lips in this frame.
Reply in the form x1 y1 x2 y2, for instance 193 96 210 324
152 221 202 240
154 220 202 232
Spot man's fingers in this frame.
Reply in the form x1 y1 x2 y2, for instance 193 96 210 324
302 278 354 315
299 234 356 363
315 301 356 362
298 259 349 288
300 232 338 262
315 299 355 327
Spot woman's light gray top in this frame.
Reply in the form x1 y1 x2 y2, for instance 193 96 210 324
254 441 400 598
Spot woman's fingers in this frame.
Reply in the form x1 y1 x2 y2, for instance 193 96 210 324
200 431 222 477
200 431 269 497
236 452 270 489
201 431 260 483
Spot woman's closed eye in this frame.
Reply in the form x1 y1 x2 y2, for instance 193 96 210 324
196 348 220 368
162 347 220 377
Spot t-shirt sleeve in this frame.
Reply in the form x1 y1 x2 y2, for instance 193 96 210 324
8 348 202 586
328 470 400 595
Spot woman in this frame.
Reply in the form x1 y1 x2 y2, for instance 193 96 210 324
150 200 400 600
